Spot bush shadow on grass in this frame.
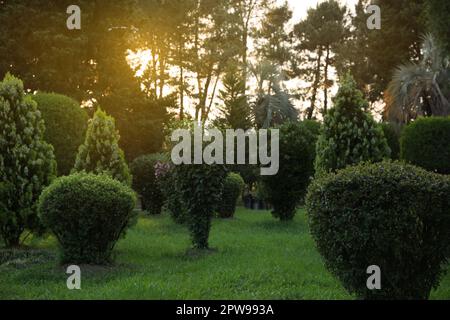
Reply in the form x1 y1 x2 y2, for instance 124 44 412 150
183 247 218 261
254 216 308 235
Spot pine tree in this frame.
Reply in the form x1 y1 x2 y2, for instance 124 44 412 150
315 74 390 175
217 65 252 130
73 109 132 186
0 74 56 247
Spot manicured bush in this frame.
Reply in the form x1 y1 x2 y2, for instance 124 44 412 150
32 92 88 176
381 122 401 160
73 109 132 186
400 117 450 174
302 119 322 138
173 163 226 249
262 121 316 221
306 161 450 300
154 160 188 224
38 173 136 264
217 173 245 218
0 74 56 247
130 153 167 215
315 74 390 175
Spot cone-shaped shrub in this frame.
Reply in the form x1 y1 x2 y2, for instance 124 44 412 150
315 74 390 175
0 74 56 247
73 109 131 186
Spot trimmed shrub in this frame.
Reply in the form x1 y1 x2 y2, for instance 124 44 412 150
130 153 167 215
153 159 188 224
262 122 316 221
173 163 226 249
315 74 390 175
217 173 244 218
381 122 401 160
400 117 450 174
38 173 136 264
32 92 88 176
306 161 450 300
73 109 131 186
0 74 56 247
302 119 322 138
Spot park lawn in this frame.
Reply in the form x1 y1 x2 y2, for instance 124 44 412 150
1 207 449 300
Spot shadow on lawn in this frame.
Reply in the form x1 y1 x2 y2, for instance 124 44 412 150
254 218 308 234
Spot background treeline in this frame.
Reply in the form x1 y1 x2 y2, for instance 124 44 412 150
1 0 449 160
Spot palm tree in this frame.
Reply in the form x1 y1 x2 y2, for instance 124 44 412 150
385 34 450 124
249 60 298 128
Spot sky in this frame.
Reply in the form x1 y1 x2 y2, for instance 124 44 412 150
287 0 359 21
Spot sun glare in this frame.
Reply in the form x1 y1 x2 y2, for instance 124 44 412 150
126 49 152 77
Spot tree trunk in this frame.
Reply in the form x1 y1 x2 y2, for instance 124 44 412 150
308 49 323 119
323 46 331 115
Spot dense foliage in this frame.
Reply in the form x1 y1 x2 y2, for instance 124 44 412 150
130 153 167 215
32 92 88 176
315 74 390 175
73 109 131 186
38 173 136 264
381 122 401 160
262 121 316 221
173 163 226 249
217 173 245 218
306 161 450 300
400 117 450 174
0 74 56 247
426 0 450 55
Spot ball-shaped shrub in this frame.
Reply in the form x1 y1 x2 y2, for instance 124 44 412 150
315 74 390 175
306 161 450 300
400 117 450 174
32 92 88 176
262 121 316 221
218 173 245 218
38 173 136 264
130 153 168 215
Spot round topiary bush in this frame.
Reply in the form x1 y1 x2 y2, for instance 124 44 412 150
130 153 168 215
32 92 89 176
262 121 316 221
38 173 136 264
306 161 450 300
315 74 390 175
217 173 244 218
400 116 450 174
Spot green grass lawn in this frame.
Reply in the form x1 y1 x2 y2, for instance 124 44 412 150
1 207 450 300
